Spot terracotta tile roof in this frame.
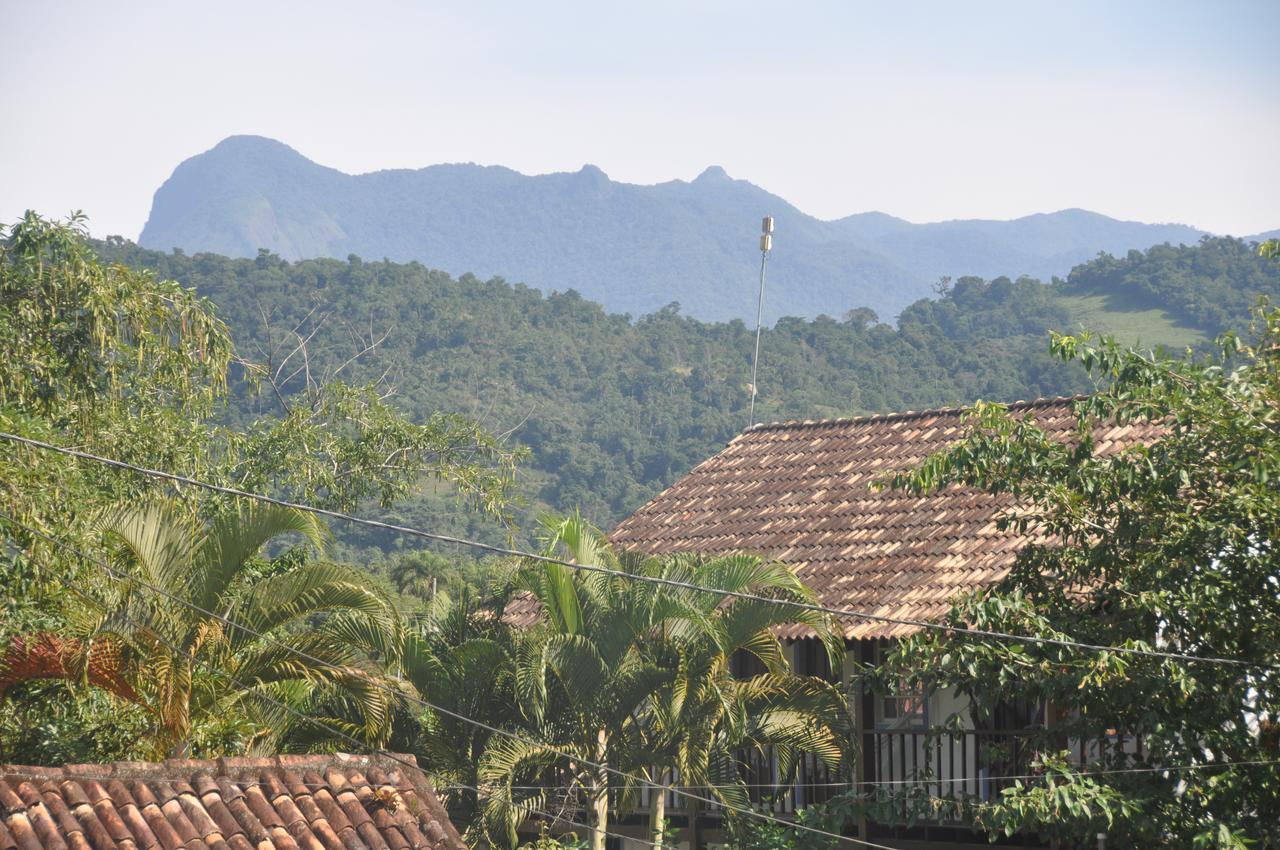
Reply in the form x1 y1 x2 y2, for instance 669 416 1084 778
0 754 465 850
508 397 1158 640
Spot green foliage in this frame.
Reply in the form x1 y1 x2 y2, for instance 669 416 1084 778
0 682 152 765
0 211 234 424
1057 236 1280 339
223 379 522 517
94 240 1113 546
0 213 520 762
0 213 518 614
0 211 238 652
5 500 404 758
875 309 1280 847
715 800 847 850
373 548 490 603
405 515 846 849
517 822 587 850
94 235 1274 553
400 585 519 834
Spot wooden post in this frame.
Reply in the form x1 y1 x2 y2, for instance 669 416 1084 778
590 727 608 850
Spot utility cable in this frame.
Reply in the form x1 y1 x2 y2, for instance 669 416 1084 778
8 513 1278 845
454 753 1280 792
1 431 1275 673
0 512 899 850
9 548 664 850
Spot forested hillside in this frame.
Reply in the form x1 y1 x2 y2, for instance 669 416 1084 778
138 135 1226 324
1059 236 1280 334
96 236 1277 552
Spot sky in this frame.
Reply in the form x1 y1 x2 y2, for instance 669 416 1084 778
1 0 1277 239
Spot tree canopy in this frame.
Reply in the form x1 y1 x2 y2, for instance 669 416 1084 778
93 234 1276 555
866 310 1280 847
0 213 519 763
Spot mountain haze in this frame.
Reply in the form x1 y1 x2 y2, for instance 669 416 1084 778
141 136 1226 322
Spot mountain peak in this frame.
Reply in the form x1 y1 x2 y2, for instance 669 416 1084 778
207 134 307 159
140 136 1216 324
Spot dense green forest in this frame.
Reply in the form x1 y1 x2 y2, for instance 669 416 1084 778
6 216 1279 848
95 235 1277 554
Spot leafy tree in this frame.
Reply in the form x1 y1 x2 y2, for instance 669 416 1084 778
377 548 490 603
477 515 674 850
0 212 520 762
93 238 1106 545
401 584 519 837
90 233 1277 552
517 822 587 850
1058 236 1280 339
870 310 1280 847
0 212 517 617
2 500 403 758
635 551 849 849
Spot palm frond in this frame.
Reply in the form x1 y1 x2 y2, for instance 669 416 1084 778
95 502 200 598
194 502 327 611
230 561 396 641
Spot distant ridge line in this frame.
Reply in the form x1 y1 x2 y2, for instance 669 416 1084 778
140 134 1250 324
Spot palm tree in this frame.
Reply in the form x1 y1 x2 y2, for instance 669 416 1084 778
401 585 517 836
478 515 849 850
634 553 851 848
479 515 670 850
1 500 403 757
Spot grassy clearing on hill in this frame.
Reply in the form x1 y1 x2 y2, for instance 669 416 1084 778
1053 290 1205 350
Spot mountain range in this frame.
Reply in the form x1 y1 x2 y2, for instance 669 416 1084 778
139 136 1273 323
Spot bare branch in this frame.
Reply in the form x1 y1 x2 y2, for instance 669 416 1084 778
274 310 330 384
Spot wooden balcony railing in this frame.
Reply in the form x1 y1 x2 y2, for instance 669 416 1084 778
545 728 1142 828
858 726 1144 823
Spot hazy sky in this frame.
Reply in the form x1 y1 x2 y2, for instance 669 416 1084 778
2 0 1277 239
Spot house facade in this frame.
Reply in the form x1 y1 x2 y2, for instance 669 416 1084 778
603 397 1155 848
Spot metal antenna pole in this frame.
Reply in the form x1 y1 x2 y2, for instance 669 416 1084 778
748 216 773 428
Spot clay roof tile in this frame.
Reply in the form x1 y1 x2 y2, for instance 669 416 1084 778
0 759 462 850
507 397 1158 640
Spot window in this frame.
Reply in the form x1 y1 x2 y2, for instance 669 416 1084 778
797 638 837 682
879 691 927 727
874 642 927 728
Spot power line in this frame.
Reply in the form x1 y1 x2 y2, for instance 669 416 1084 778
0 512 900 850
17 551 663 850
455 754 1280 792
6 759 1278 792
7 513 1278 849
2 430 1274 673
